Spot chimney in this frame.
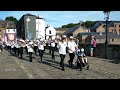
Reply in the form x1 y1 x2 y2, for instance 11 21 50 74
79 21 83 26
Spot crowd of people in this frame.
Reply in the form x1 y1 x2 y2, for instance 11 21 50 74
0 35 95 71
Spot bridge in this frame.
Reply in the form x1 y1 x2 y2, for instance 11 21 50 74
0 49 120 79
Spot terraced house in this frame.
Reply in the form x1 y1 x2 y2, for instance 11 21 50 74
90 21 120 35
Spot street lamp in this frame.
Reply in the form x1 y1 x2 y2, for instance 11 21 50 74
103 11 111 59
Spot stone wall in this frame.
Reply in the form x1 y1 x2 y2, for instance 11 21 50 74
80 44 120 60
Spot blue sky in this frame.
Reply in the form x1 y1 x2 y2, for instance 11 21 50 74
0 11 119 28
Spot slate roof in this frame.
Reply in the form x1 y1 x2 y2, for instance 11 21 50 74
63 25 81 34
89 32 120 39
55 28 68 31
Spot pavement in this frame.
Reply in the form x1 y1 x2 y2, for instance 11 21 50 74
0 49 120 79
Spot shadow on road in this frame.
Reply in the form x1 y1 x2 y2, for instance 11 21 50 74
38 59 62 70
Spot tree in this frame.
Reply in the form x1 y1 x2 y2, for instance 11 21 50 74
5 16 18 24
62 23 80 28
84 21 96 28
61 21 95 28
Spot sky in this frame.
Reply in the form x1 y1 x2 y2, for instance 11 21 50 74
0 11 120 28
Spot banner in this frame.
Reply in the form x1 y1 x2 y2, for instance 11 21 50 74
6 33 16 41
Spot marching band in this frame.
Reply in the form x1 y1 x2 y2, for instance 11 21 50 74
3 36 89 71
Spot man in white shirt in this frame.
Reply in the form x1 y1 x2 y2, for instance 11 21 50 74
57 37 67 71
51 40 56 60
38 40 44 61
67 36 77 68
27 41 34 62
33 39 38 55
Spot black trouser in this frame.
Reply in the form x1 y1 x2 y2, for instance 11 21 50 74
48 46 51 54
60 54 66 69
55 43 57 51
11 48 14 54
38 50 44 61
93 47 96 57
8 46 11 53
29 52 32 62
20 47 23 59
44 46 46 51
25 46 28 55
69 53 75 67
51 47 55 59
14 47 16 55
16 48 20 57
34 46 38 55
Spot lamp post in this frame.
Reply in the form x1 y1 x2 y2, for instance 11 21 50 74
103 11 110 59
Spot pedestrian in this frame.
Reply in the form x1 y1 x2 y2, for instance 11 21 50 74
38 39 44 61
33 39 38 55
57 37 67 71
14 41 17 55
51 40 56 60
25 40 28 55
0 39 3 53
47 36 52 54
16 40 20 57
67 36 78 68
27 40 34 62
90 36 97 57
11 41 15 54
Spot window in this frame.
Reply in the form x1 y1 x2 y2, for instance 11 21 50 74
119 25 120 28
112 39 114 42
115 29 117 34
99 39 101 43
49 30 51 34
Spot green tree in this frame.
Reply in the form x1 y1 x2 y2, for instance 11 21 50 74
5 16 18 24
61 21 95 28
84 21 95 28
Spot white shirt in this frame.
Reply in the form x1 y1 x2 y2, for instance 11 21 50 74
27 45 33 52
38 42 44 50
67 41 77 53
51 42 55 47
34 43 37 46
11 44 14 48
16 43 20 48
57 41 67 55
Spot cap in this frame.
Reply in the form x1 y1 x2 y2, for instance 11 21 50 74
62 35 66 38
70 36 73 39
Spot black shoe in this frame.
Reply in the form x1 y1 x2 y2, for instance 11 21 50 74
61 68 65 71
80 68 82 71
87 66 89 70
41 57 42 61
60 62 62 67
68 60 70 66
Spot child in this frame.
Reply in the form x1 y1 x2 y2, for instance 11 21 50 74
76 46 84 71
76 46 89 70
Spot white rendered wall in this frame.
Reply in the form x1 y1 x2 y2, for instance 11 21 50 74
6 29 16 33
36 19 45 39
46 25 56 40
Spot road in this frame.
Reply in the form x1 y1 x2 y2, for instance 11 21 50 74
0 49 120 79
